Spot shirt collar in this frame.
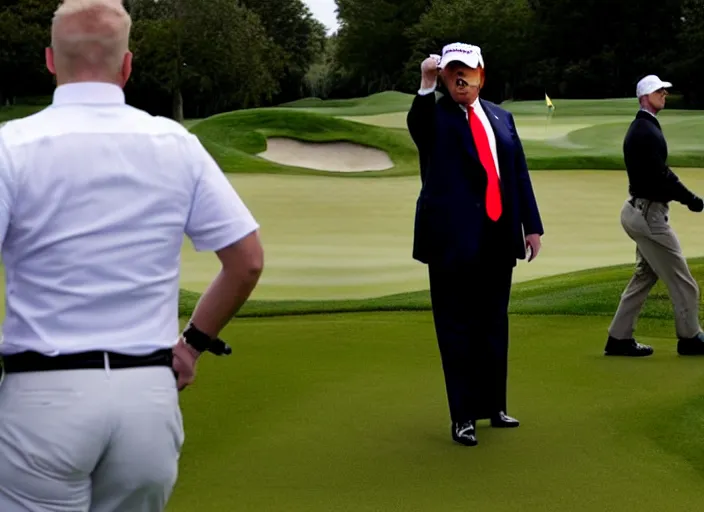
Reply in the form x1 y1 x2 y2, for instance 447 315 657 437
459 97 481 113
639 107 657 118
52 82 126 107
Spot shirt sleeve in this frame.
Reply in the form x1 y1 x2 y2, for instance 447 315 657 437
418 84 437 96
0 134 15 249
184 135 259 252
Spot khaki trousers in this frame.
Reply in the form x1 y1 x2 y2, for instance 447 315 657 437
609 198 701 340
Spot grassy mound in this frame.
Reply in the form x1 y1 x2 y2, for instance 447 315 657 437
189 107 418 176
178 256 704 321
280 91 413 116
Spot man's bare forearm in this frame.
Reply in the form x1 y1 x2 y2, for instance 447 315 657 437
420 77 437 90
187 265 262 338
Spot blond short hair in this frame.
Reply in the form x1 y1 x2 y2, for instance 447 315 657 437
51 0 132 75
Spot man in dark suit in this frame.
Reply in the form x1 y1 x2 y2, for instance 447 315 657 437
406 42 544 447
605 74 704 357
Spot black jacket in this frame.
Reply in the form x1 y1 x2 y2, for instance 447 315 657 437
406 93 544 266
623 110 697 205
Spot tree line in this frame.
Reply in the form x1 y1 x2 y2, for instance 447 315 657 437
3 0 704 120
318 0 704 107
0 0 326 119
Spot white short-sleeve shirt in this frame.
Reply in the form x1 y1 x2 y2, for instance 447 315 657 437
0 82 259 357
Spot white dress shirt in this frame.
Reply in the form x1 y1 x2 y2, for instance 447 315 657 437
418 84 500 177
0 82 259 357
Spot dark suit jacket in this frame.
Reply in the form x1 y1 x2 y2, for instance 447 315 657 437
623 110 697 205
406 92 544 267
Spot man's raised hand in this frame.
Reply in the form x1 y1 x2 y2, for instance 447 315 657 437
420 54 441 89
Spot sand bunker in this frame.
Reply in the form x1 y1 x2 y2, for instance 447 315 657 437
257 137 394 172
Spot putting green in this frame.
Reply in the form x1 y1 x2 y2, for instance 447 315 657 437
179 169 704 301
338 108 704 169
167 311 704 512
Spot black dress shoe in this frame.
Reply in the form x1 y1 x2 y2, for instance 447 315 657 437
678 332 704 355
451 421 478 446
604 336 653 357
490 411 520 428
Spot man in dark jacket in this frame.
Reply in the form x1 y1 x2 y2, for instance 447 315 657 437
406 42 544 447
605 74 704 357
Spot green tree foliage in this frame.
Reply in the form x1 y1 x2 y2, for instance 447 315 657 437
672 0 704 106
239 0 327 103
303 35 341 99
330 0 701 105
528 0 684 98
4 0 704 113
127 0 279 120
334 0 432 96
0 0 325 118
0 0 56 105
403 0 536 102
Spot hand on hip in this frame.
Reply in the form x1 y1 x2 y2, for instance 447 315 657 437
172 338 200 391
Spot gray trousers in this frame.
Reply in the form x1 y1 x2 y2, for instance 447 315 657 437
609 198 701 340
0 364 184 512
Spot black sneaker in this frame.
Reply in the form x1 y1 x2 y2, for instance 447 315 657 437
451 421 478 446
677 332 704 355
604 336 653 357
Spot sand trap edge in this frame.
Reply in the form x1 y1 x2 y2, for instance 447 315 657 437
256 137 394 173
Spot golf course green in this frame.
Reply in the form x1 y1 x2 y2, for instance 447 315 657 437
3 91 704 510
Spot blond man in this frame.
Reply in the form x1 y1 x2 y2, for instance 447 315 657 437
0 1 263 510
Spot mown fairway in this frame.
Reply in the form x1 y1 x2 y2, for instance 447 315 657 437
179 169 704 300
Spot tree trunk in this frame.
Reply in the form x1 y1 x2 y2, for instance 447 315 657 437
172 88 184 123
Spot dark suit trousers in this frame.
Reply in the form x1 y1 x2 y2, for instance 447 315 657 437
428 214 514 423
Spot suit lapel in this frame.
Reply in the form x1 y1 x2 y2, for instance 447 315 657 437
458 112 480 164
439 96 480 164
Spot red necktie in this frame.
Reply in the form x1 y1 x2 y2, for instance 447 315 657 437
469 106 502 221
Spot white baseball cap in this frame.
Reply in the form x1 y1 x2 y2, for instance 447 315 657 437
636 75 672 98
438 42 484 70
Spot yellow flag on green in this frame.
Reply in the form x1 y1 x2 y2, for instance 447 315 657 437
545 93 555 110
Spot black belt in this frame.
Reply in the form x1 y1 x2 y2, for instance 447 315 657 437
0 348 172 374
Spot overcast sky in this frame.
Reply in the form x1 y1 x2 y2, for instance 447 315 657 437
303 0 339 34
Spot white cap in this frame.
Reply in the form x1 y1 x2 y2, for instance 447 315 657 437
636 75 672 98
438 42 484 70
